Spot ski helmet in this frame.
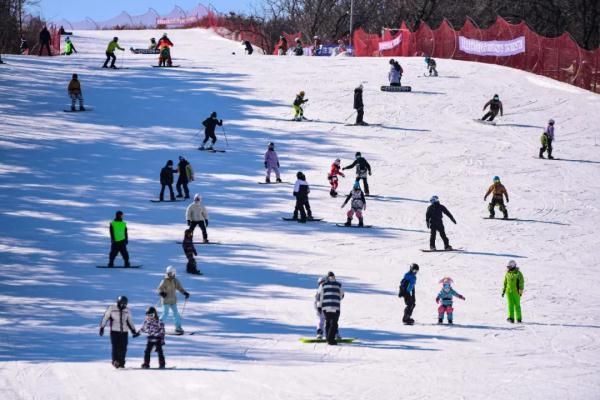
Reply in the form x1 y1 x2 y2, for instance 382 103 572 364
115 210 123 218
355 151 361 158
389 59 395 65
166 265 176 276
548 119 555 125
194 193 201 202
113 37 119 41
409 263 419 272
493 176 500 182
507 260 517 269
299 91 305 96
493 94 499 100
334 158 341 166
327 271 335 278
117 295 128 309
268 142 274 149
210 111 217 118
430 195 439 204
146 306 157 316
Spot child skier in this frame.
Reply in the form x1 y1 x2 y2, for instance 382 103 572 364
435 277 465 324
539 119 555 159
342 152 372 195
182 229 201 275
140 306 166 369
314 276 327 339
341 181 366 227
424 56 438 76
158 266 190 334
502 260 524 323
483 176 509 219
63 37 77 55
388 59 402 86
99 296 139 369
481 94 503 121
292 171 312 222
293 91 308 121
67 73 84 111
327 158 345 197
398 263 419 325
264 142 282 183
426 196 457 250
200 112 223 150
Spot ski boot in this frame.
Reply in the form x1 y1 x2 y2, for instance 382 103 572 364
430 246 436 251
502 212 509 220
548 155 554 160
330 189 337 197
403 318 415 325
438 318 443 324
444 245 453 251
265 177 271 183
112 360 120 369
158 364 166 369
517 319 522 323
71 106 76 111
316 329 323 340
358 217 364 227
344 217 352 227
448 320 453 325
174 328 185 335
80 106 86 111
141 363 150 369
489 213 495 219
276 178 282 183
507 317 514 323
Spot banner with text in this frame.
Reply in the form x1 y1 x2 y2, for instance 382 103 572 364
458 36 526 56
378 33 402 52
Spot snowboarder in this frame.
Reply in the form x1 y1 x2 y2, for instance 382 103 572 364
293 38 304 56
243 40 253 55
435 277 465 324
316 271 344 345
159 159 176 201
156 33 174 67
341 181 366 227
484 176 509 219
108 210 130 267
292 91 308 121
481 94 503 121
186 194 209 242
276 36 288 55
314 276 327 339
102 37 124 69
327 158 345 197
148 38 157 49
67 73 85 111
38 26 52 56
264 142 282 183
342 152 372 196
292 171 312 222
388 59 403 87
62 36 77 55
353 84 366 125
502 260 524 323
424 56 438 76
175 155 193 199
398 264 419 325
158 266 190 334
182 229 201 275
139 306 166 369
426 196 456 250
200 111 223 150
99 296 138 369
539 119 555 159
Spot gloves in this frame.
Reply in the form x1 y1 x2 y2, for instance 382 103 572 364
507 199 510 203
99 327 104 336
435 297 439 304
483 197 487 201
317 307 322 314
160 291 167 298
369 172 372 176
460 295 466 301
426 224 430 229
277 162 280 168
501 291 505 298
264 162 267 169
452 220 457 225
220 119 223 124
518 289 523 296
340 204 344 208
187 220 191 226
132 331 140 338
184 291 190 299
205 220 208 227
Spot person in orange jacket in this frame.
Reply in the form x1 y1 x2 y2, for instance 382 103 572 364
484 176 509 219
156 33 174 66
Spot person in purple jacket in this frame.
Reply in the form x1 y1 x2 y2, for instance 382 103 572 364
140 306 166 369
264 142 282 183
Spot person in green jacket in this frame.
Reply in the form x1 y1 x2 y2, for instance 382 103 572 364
62 37 77 56
502 260 524 323
108 210 130 267
103 37 124 69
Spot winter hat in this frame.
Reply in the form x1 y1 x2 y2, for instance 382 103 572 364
72 73 78 79
268 142 275 149
507 260 517 270
439 277 454 285
409 263 419 272
356 84 363 90
430 195 439 204
334 158 341 165
296 171 304 180
210 111 217 118
146 306 158 316
194 194 202 202
327 271 335 278
355 151 361 158
115 210 123 218
167 160 173 165
166 265 176 276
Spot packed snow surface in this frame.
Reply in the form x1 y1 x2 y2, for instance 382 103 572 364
1 28 600 399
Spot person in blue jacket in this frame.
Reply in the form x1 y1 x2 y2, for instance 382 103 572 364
398 263 419 325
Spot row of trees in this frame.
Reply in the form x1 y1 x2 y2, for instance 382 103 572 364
0 0 47 54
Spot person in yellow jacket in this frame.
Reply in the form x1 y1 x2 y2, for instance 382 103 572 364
103 37 124 69
502 260 524 323
108 210 130 267
484 176 509 219
67 73 85 111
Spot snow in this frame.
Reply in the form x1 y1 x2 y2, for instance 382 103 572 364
1 28 600 399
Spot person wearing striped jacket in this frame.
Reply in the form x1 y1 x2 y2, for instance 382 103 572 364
317 271 345 345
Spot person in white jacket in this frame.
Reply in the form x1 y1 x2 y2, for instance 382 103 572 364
186 194 209 242
99 296 138 368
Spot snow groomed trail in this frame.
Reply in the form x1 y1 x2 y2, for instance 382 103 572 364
0 29 599 399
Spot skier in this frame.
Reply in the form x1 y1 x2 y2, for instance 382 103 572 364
398 263 419 325
293 38 304 56
175 155 193 199
156 33 174 67
182 229 201 275
243 40 253 55
327 158 345 197
388 59 402 87
316 271 344 345
292 91 308 121
342 152 372 195
484 176 509 219
139 306 166 369
276 36 288 55
353 84 366 125
186 194 209 242
159 159 176 201
341 181 366 227
99 296 139 369
200 111 223 150
426 196 457 250
108 210 130 267
481 94 503 121
539 118 555 159
502 260 524 323
62 37 77 55
102 37 124 69
264 142 282 183
67 73 85 111
158 266 190 334
314 276 327 339
292 171 312 223
435 277 465 324
424 56 438 76
38 26 52 56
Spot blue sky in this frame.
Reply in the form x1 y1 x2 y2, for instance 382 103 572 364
34 1 255 22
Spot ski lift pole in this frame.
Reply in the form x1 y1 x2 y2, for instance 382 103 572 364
221 125 229 147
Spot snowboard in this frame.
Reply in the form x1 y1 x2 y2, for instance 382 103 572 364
335 224 373 228
64 108 92 112
150 199 185 203
152 65 181 68
482 217 517 221
380 85 412 92
96 265 142 268
532 156 560 161
198 148 226 153
299 337 356 343
282 217 323 222
175 241 221 245
420 248 463 253
344 123 382 127
258 181 290 184
129 47 159 54
130 366 177 370
473 118 496 126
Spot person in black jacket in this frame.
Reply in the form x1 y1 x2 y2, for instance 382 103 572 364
243 40 253 55
481 94 503 121
342 152 372 195
176 156 191 199
38 26 52 56
182 229 201 275
353 84 366 125
425 196 456 250
159 160 176 201
200 112 223 150
292 171 312 222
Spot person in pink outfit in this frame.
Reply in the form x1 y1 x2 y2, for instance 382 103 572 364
264 142 282 183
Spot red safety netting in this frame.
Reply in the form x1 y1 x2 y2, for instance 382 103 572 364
352 16 600 93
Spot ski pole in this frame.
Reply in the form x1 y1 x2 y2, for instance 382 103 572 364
221 125 229 147
343 110 356 122
180 298 188 318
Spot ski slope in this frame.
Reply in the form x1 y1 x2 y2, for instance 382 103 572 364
1 28 600 399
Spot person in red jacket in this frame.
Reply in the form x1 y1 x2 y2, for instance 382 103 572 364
156 33 174 67
276 36 288 55
328 158 345 197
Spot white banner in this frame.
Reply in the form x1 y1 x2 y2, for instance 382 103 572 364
378 33 402 51
458 36 526 56
156 16 200 26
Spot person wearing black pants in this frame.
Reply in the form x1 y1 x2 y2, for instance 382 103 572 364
292 171 312 222
481 94 503 121
398 264 419 325
426 196 456 250
200 112 223 150
100 296 138 368
38 27 52 56
354 84 366 125
342 152 372 196
176 156 192 199
159 160 176 201
108 211 130 267
317 271 344 345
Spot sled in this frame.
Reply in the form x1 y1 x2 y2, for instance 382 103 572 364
96 265 142 268
282 217 323 222
380 86 412 92
482 217 517 221
299 337 355 343
420 248 463 253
